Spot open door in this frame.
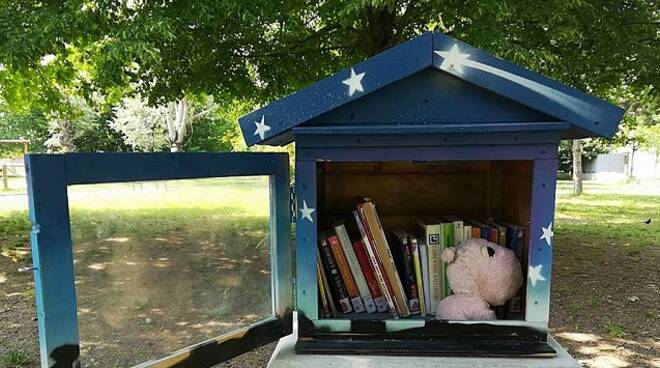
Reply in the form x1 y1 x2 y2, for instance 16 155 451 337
25 153 292 368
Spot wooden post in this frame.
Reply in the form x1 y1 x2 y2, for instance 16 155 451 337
2 164 7 190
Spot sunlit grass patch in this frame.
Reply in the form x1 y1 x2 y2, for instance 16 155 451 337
0 350 30 368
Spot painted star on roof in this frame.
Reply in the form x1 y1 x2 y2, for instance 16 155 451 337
342 68 365 96
434 44 471 74
254 115 271 140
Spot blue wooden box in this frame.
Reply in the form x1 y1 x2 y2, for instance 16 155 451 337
236 32 623 357
25 32 622 367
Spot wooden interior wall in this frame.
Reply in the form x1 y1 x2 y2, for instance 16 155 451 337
317 160 532 234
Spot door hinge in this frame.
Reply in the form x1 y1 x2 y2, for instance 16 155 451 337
289 185 296 223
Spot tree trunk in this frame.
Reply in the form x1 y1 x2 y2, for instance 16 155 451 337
572 139 583 195
629 143 637 179
166 98 191 152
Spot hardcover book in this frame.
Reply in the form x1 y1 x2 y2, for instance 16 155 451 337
334 223 377 313
390 231 420 314
409 236 426 316
318 236 352 314
352 239 390 313
360 200 411 317
353 209 398 317
418 217 444 312
328 234 366 313
419 240 432 315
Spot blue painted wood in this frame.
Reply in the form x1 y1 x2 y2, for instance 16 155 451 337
63 152 288 184
432 33 623 138
24 155 80 368
292 127 564 148
26 152 293 368
294 122 570 136
294 159 318 321
525 158 559 323
305 68 554 126
237 32 623 146
296 144 558 162
238 33 433 146
270 157 293 320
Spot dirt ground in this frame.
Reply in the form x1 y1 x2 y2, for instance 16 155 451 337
1 179 659 367
3 235 658 367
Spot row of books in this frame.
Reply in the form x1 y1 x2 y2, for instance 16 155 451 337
316 197 527 319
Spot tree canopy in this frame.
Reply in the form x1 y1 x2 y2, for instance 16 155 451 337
0 1 658 154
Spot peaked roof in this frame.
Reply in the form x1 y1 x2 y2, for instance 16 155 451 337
239 32 624 146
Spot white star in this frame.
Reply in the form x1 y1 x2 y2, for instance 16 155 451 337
342 68 365 96
528 264 546 287
434 44 471 74
254 115 271 140
299 200 315 223
540 222 554 246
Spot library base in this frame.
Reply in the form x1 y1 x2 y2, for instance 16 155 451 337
267 333 581 368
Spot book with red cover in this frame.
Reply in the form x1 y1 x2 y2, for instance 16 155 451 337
352 239 389 313
327 234 366 313
353 208 398 317
360 199 411 317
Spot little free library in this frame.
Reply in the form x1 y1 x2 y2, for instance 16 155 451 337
25 32 623 368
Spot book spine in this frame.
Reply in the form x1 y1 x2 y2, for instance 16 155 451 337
353 209 397 317
471 226 481 239
463 225 472 242
316 259 331 317
488 227 498 243
400 235 420 314
328 234 365 313
452 221 464 246
317 249 339 317
428 243 443 312
419 242 432 315
363 201 411 317
504 226 525 319
318 237 352 313
441 223 453 298
352 239 389 313
410 237 426 316
334 223 376 313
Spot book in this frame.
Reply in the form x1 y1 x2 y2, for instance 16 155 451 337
440 219 455 298
353 209 398 317
317 258 331 317
501 222 526 319
318 236 352 313
360 200 411 317
409 236 426 316
463 224 472 242
327 234 366 313
444 216 464 247
487 221 507 246
317 249 339 317
390 231 420 314
417 217 444 313
468 220 491 240
352 239 390 312
334 223 377 313
419 240 432 315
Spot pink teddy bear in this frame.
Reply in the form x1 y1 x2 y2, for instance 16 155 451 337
436 238 523 320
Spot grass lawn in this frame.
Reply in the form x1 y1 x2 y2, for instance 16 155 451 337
0 179 658 367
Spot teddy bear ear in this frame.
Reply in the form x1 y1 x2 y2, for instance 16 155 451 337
441 247 456 263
